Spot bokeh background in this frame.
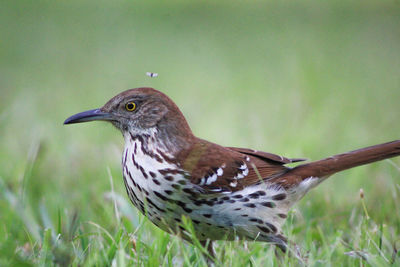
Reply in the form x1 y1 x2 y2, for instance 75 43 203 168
1 0 400 266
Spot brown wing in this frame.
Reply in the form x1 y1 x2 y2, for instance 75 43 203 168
177 139 302 193
227 147 306 164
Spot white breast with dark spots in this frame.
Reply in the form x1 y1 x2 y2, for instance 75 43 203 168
122 132 188 232
182 184 294 241
121 132 319 241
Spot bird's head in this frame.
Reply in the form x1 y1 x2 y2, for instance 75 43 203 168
64 88 194 146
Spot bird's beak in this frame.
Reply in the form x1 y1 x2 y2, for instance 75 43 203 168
64 108 114 125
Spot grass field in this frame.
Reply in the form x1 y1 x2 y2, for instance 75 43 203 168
1 0 400 266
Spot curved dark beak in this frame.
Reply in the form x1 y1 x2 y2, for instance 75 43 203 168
64 109 114 125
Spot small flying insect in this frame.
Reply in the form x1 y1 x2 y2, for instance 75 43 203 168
146 72 158 78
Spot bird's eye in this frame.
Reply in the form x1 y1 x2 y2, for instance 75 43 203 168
125 101 136 111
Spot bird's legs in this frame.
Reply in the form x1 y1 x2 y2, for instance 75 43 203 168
200 240 216 266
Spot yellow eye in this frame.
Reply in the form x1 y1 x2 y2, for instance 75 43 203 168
125 101 136 111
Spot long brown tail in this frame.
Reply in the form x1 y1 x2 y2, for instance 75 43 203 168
275 140 400 187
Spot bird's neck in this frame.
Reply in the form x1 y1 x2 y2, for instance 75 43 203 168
123 126 194 159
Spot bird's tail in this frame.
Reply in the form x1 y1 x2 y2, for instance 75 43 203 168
274 140 400 187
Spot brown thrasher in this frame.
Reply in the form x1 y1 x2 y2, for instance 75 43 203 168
64 87 400 255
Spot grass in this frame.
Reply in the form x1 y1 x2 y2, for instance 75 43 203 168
1 0 400 266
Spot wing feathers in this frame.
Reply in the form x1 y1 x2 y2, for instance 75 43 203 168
227 147 306 164
178 140 298 193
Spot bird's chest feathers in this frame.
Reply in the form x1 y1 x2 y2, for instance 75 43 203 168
122 132 178 189
121 132 189 224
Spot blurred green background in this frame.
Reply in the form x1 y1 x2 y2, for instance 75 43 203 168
1 0 400 266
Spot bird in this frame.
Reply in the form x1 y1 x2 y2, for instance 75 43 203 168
64 87 400 259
